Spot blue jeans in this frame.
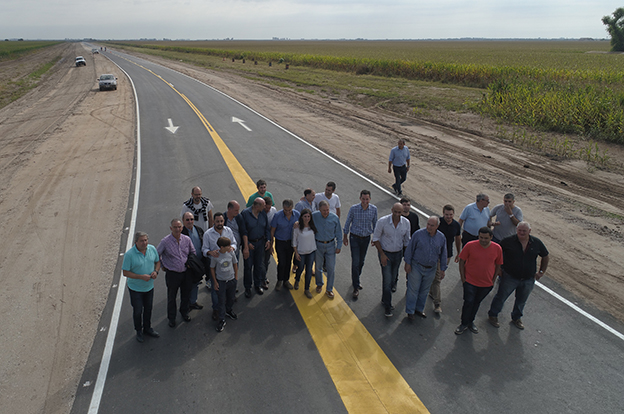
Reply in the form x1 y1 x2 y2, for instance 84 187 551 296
128 288 154 332
392 164 408 193
244 239 267 289
461 281 493 326
295 251 316 291
405 263 437 314
350 234 370 289
315 241 337 291
380 250 402 310
488 271 535 321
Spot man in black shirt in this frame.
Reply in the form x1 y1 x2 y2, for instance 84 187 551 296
488 221 549 330
430 204 462 314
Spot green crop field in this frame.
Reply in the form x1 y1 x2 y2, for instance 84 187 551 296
111 40 624 144
0 40 62 60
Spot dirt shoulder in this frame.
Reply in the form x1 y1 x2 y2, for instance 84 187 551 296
0 43 134 414
121 50 624 324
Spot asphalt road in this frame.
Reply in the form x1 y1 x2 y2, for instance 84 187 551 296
71 50 624 414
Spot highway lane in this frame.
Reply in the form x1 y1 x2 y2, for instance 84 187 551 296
72 50 624 414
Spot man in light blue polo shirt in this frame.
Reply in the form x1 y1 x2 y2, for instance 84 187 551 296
458 193 492 247
388 139 411 196
312 200 343 298
122 231 161 343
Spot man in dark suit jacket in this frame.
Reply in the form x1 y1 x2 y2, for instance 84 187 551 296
182 211 207 311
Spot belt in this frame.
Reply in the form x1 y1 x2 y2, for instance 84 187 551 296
317 238 335 244
350 234 370 239
249 237 265 243
383 250 403 254
417 263 433 269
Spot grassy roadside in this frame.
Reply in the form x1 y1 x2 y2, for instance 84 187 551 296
0 57 61 109
108 42 618 169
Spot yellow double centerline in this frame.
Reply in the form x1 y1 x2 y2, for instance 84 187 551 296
128 57 429 414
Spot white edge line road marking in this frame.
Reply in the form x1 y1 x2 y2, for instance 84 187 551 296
88 53 142 414
88 50 624 413
169 64 624 342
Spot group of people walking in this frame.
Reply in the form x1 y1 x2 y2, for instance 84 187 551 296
121 140 549 341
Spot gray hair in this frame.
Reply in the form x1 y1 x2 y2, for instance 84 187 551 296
134 231 148 244
428 215 440 225
476 193 489 202
504 193 515 200
318 200 330 209
282 199 294 208
517 221 531 230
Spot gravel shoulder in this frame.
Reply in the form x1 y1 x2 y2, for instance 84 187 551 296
0 43 622 414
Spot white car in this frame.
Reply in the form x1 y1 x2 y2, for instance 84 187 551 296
98 74 117 91
75 56 86 67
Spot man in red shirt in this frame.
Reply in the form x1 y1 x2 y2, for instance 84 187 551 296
455 227 503 335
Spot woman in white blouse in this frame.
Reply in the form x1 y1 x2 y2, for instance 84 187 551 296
292 209 317 298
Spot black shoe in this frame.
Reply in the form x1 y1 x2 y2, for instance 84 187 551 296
391 286 397 293
216 319 226 332
245 288 252 298
143 328 160 338
189 303 203 310
262 281 269 290
255 286 264 295
182 314 191 322
226 310 238 320
168 319 176 328
136 331 144 343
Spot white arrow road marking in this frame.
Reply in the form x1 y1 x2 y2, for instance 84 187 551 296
232 116 252 131
165 118 179 134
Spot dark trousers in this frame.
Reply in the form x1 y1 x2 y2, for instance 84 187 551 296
392 164 408 193
461 230 478 247
244 239 266 289
295 252 315 290
350 234 370 289
217 279 237 321
165 270 192 322
275 239 294 282
128 288 154 332
489 271 536 321
380 250 402 310
460 281 493 326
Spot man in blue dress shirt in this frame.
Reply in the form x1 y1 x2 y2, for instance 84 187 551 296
312 200 343 299
388 139 411 196
404 216 448 319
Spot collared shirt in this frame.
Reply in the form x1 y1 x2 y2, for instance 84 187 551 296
438 218 461 257
157 234 195 273
459 202 490 236
186 225 202 256
271 209 301 241
343 203 378 237
225 214 242 249
500 235 549 279
122 244 159 292
246 191 275 207
490 204 523 241
239 207 271 241
312 211 343 249
314 193 341 214
372 214 411 252
202 226 238 257
389 145 410 166
295 198 317 213
404 228 448 271
459 241 503 287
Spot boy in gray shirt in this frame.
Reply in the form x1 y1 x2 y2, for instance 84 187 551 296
210 237 239 332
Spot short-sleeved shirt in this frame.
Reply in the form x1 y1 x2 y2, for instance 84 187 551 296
246 191 275 207
458 241 503 287
490 204 523 241
459 202 491 237
181 199 214 231
210 250 238 281
122 244 159 292
403 211 420 235
314 193 341 215
271 209 301 241
438 219 461 257
389 145 410 166
295 198 316 213
500 235 549 279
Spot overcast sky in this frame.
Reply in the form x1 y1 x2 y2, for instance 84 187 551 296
2 0 620 40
